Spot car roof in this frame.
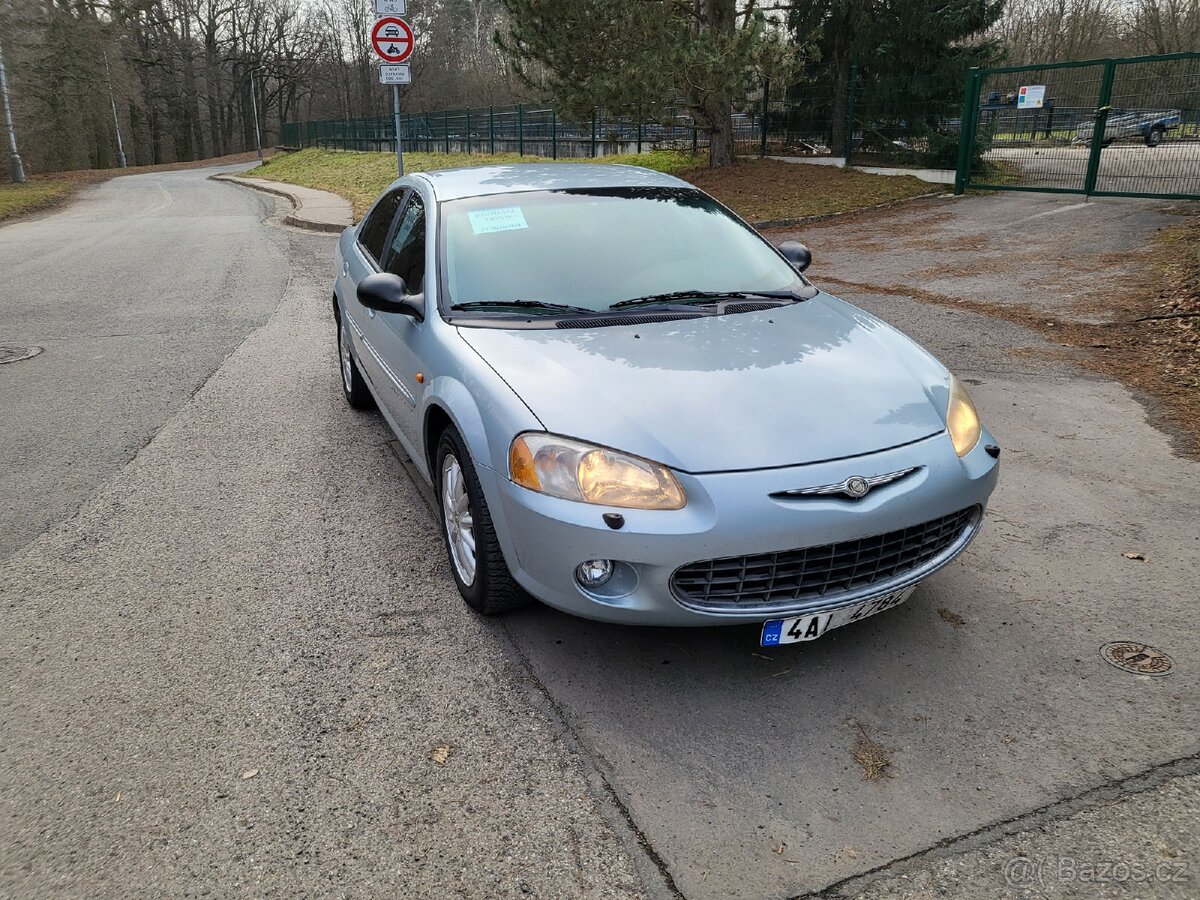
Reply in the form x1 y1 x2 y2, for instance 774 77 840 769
407 163 693 201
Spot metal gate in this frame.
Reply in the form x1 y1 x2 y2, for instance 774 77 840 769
954 51 1200 200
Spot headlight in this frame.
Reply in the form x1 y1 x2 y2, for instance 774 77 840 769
947 375 981 457
509 433 686 510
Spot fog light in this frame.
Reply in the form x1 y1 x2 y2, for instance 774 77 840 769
575 559 614 587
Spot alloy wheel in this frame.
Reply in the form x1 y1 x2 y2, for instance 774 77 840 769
340 321 354 394
441 454 476 585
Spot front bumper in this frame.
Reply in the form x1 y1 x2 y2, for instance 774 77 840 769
481 430 999 626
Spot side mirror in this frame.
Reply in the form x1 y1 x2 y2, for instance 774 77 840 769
777 241 812 272
357 272 424 319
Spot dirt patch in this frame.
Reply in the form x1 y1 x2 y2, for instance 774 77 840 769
819 213 1200 456
848 719 894 782
682 159 939 223
937 608 967 628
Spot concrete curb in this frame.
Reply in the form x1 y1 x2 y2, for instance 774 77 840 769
210 173 351 234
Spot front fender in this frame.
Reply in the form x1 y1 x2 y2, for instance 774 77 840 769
419 353 543 482
420 365 543 578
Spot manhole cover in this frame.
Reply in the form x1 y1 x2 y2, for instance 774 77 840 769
0 344 43 365
1100 641 1174 676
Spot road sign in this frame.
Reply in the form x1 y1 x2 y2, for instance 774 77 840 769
1017 85 1046 109
374 0 406 14
371 16 414 64
379 64 411 85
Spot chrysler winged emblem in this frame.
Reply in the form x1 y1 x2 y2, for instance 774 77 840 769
771 467 919 501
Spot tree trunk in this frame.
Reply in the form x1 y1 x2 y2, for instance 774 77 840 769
204 8 224 157
828 2 855 158
704 0 737 168
704 94 735 167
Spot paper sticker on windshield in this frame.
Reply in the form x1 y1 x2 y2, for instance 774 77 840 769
468 207 528 235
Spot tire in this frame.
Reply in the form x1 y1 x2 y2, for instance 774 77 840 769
337 313 374 410
1145 126 1164 148
435 426 531 615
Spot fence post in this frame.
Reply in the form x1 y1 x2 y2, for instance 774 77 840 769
552 107 558 159
691 117 698 154
637 116 642 155
466 109 472 154
590 109 597 157
954 69 981 195
518 103 524 156
489 106 495 154
759 77 770 159
1083 60 1117 197
842 63 858 164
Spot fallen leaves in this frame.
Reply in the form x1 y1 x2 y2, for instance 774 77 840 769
241 769 259 780
428 745 452 766
1122 551 1148 561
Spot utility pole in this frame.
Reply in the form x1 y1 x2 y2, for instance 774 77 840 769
249 68 264 161
0 31 25 183
103 52 127 168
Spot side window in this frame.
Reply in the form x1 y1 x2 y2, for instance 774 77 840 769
358 190 404 264
383 193 425 294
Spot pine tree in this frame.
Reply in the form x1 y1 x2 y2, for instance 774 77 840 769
790 0 1004 156
496 0 765 167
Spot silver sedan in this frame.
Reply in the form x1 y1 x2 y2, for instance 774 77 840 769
333 164 999 646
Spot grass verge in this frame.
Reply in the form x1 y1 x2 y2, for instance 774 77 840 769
251 147 938 221
0 179 77 223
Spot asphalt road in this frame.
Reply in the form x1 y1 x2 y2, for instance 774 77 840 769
2 172 1197 899
983 141 1200 195
0 164 289 560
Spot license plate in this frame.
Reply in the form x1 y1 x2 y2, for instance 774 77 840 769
760 585 917 646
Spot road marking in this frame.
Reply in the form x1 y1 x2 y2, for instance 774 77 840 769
1023 201 1091 221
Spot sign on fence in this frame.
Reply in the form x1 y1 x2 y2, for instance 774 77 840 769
1017 85 1046 109
378 64 411 85
371 16 414 64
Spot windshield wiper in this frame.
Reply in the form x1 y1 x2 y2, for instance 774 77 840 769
450 300 595 315
608 289 807 310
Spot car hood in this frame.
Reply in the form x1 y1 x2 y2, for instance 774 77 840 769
457 294 950 473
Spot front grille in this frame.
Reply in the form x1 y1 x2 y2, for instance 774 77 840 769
671 506 979 610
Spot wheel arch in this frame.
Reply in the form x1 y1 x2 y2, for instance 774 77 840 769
420 378 495 483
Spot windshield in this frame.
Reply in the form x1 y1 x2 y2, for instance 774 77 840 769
439 187 805 314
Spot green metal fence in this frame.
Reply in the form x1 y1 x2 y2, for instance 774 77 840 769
282 102 708 159
282 72 968 170
955 51 1200 200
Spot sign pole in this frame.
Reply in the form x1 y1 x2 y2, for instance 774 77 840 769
392 83 404 177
